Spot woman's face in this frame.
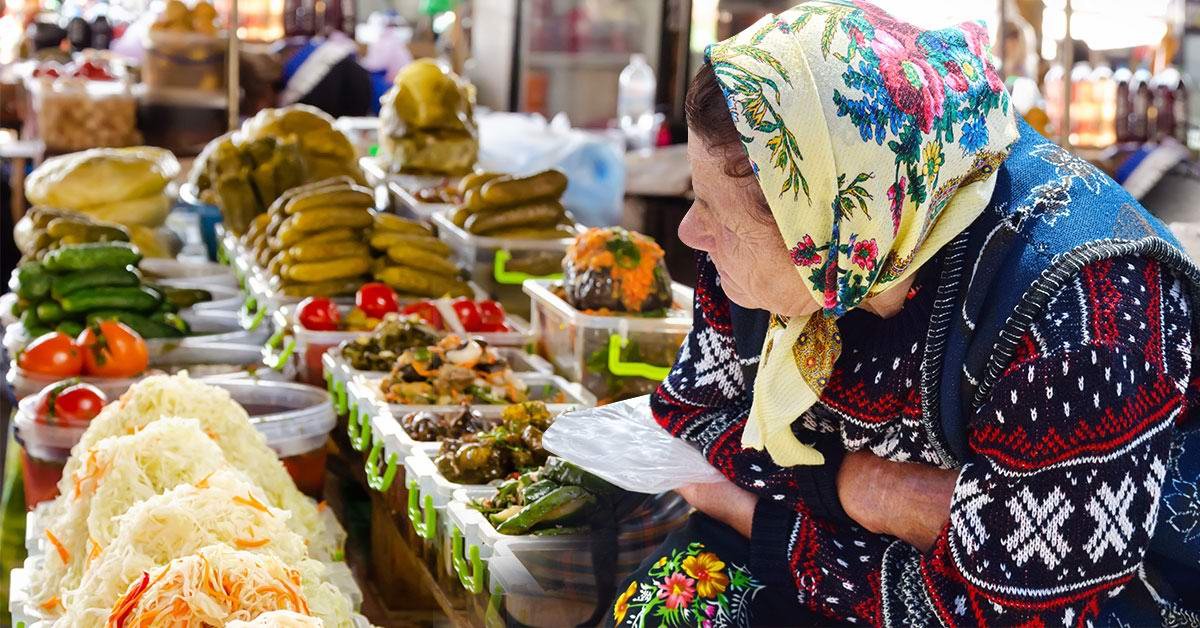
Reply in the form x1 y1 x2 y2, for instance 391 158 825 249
680 130 820 317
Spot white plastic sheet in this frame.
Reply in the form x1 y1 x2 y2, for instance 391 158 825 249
542 396 725 494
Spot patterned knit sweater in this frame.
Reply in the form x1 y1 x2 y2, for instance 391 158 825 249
652 252 1193 626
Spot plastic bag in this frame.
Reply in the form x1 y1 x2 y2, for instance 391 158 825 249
542 396 725 494
478 112 625 227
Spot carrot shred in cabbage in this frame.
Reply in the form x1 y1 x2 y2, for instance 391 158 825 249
46 529 70 564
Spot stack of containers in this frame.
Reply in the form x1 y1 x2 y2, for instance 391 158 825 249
345 376 595 575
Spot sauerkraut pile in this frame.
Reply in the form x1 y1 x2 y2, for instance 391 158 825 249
27 374 356 627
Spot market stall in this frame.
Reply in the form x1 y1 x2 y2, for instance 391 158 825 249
0 38 696 625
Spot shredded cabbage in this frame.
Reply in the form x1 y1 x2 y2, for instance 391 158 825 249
63 374 342 560
227 610 326 627
31 418 232 615
56 469 321 627
99 545 350 627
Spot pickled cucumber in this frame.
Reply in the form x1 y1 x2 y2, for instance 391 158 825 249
374 212 432 235
278 278 362 298
280 207 373 233
284 256 372 282
385 246 460 277
284 187 374 214
465 201 565 236
457 172 503 197
480 170 568 206
289 239 370 263
369 232 451 255
374 266 471 298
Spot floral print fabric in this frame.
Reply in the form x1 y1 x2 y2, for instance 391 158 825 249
711 0 1020 466
613 543 764 628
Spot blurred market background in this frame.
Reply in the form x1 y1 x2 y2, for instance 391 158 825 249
3 0 1200 282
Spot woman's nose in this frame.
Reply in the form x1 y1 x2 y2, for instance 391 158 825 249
678 205 713 253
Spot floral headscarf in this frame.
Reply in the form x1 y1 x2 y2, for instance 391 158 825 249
709 1 1019 465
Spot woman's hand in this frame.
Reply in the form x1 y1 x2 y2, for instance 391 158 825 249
675 479 758 538
837 451 959 552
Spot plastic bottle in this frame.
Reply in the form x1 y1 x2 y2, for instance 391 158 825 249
1114 66 1132 142
1090 63 1115 147
1130 67 1154 142
618 53 657 153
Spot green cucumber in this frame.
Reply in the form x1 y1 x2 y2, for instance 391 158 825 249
14 263 50 300
35 301 64 323
19 307 41 332
161 287 213 309
56 320 84 337
495 486 596 535
42 242 141 272
50 267 141 300
85 310 186 339
522 479 560 504
60 286 161 314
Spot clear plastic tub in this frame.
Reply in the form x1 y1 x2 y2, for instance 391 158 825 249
9 365 310 508
348 372 595 428
524 279 694 404
361 157 453 221
477 492 691 627
321 346 551 418
143 30 227 92
342 371 589 466
6 340 287 402
12 395 85 510
432 210 574 319
25 77 141 152
207 379 337 497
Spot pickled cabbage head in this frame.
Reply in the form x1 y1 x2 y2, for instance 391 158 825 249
56 469 317 627
100 545 351 628
63 373 343 561
24 147 179 227
32 418 232 616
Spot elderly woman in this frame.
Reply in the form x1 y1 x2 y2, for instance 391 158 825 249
611 2 1200 627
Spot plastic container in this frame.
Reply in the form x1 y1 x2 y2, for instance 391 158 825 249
140 256 237 289
524 279 693 404
143 30 227 91
321 346 552 419
25 77 141 152
6 338 285 402
208 380 337 497
360 157 454 221
342 371 588 466
9 349 297 507
12 395 84 510
432 210 574 318
474 492 690 627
